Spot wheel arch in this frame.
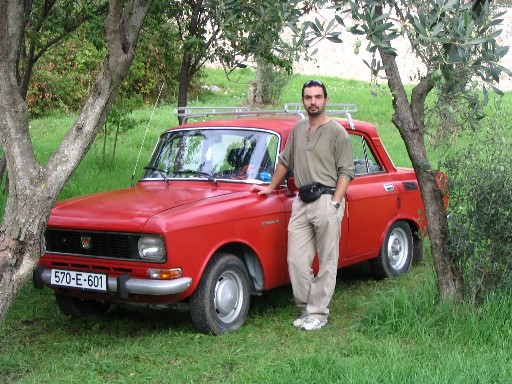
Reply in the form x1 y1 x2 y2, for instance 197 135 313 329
378 215 423 261
209 242 264 296
370 218 418 279
189 251 251 334
400 217 424 264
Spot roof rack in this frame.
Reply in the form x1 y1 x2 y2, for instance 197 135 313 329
285 103 357 129
174 106 250 120
174 103 357 128
174 106 301 123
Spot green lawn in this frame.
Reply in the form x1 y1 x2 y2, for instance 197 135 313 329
1 70 511 383
3 258 512 383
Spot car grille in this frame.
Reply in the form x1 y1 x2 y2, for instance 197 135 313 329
45 229 141 260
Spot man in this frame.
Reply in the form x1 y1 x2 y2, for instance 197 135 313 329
251 80 354 331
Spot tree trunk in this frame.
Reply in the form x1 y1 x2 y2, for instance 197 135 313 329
254 57 265 107
176 0 204 124
0 0 151 325
177 51 192 124
378 48 463 301
0 199 49 321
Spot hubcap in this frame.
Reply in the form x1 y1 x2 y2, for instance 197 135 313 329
387 227 409 270
214 271 243 322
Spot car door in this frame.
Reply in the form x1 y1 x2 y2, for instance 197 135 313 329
342 133 399 261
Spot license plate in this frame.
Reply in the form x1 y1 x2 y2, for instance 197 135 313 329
50 269 107 292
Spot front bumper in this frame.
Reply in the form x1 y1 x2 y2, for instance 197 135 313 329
33 266 192 297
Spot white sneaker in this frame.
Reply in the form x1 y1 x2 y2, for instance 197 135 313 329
292 315 308 328
300 318 327 331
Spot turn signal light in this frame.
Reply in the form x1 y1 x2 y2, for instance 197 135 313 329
148 268 182 280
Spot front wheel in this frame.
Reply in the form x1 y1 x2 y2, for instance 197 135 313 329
370 221 413 279
190 253 250 335
55 294 110 317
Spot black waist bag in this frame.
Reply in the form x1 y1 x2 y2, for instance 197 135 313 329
298 182 328 203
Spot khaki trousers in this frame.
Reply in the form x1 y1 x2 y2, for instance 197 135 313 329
287 194 345 322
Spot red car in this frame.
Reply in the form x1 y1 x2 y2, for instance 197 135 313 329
34 104 425 334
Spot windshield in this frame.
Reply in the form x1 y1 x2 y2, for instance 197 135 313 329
142 128 279 183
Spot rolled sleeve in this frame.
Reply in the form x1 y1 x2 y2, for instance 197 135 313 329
335 131 355 181
278 130 295 170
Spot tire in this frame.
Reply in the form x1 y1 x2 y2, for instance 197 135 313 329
189 253 250 335
55 294 110 318
370 221 413 279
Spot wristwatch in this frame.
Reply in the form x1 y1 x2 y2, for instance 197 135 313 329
331 200 341 209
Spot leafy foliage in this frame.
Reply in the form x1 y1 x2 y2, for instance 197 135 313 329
251 59 292 106
310 0 512 95
17 0 108 99
120 4 185 104
211 0 306 71
259 64 291 105
27 31 104 116
164 0 309 113
25 0 305 116
26 3 188 116
96 96 146 166
445 113 512 303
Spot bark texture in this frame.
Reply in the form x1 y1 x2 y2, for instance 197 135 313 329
378 48 463 301
0 0 151 324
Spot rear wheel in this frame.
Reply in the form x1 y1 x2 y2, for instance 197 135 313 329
190 253 250 335
370 221 413 279
55 294 110 317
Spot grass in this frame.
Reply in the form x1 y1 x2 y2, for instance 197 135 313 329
1 70 512 383
2 259 512 383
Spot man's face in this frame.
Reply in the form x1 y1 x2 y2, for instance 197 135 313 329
302 86 328 117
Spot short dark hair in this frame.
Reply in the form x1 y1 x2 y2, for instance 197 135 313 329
302 79 327 98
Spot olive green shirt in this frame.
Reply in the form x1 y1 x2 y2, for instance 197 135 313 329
278 119 354 188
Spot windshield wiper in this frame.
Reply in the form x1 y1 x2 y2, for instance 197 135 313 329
144 166 170 183
173 170 219 186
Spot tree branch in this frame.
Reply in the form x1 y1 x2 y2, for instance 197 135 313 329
411 76 435 133
44 0 151 192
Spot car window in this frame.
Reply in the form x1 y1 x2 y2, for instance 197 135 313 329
143 129 278 183
350 134 384 175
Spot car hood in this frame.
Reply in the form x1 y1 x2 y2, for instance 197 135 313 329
48 182 236 232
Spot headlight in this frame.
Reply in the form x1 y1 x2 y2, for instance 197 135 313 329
138 235 166 261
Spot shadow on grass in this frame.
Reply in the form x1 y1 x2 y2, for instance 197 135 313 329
247 261 376 327
100 261 377 333
7 261 378 338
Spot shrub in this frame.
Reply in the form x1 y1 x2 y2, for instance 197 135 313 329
251 59 292 107
444 113 512 303
27 13 187 117
95 95 146 167
27 32 103 117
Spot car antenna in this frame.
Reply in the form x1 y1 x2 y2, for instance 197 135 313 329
131 82 165 187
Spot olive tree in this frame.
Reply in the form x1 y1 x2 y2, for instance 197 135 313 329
307 0 510 300
0 0 151 324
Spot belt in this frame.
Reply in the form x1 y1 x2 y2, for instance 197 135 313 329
324 188 335 195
